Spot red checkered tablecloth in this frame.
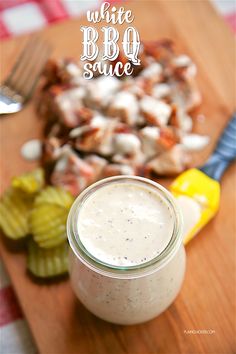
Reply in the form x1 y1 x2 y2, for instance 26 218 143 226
0 0 99 39
0 1 235 353
0 0 235 39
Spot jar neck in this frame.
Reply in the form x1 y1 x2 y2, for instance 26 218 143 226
67 176 183 279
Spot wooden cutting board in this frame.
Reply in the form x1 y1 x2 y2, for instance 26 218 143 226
0 1 235 353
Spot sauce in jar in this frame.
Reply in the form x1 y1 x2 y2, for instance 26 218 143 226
67 176 186 324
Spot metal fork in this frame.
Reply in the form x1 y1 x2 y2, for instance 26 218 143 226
0 36 51 115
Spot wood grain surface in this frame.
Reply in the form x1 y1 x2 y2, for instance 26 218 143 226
0 1 236 354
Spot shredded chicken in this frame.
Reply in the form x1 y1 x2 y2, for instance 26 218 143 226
37 41 208 195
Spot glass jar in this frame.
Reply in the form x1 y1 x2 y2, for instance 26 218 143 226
67 176 186 325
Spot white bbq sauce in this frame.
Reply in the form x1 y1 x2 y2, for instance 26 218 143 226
77 183 174 267
21 139 42 161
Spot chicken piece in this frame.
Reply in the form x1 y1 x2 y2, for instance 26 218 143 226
184 79 202 112
113 133 142 155
140 126 161 158
172 55 197 79
42 59 84 87
114 122 132 134
111 153 144 167
145 145 188 176
140 126 180 159
74 107 93 125
74 126 103 152
123 77 146 99
42 136 63 162
108 91 139 125
140 96 172 126
69 114 117 156
51 150 95 196
158 126 181 150
169 105 193 132
140 62 163 84
142 39 174 64
181 134 210 151
61 108 93 136
102 164 136 178
84 155 107 180
112 133 144 166
170 55 202 113
69 125 90 139
58 58 83 84
42 60 61 85
92 115 118 156
134 77 154 97
152 83 171 99
172 80 202 113
55 87 87 128
37 84 66 123
69 114 106 152
86 76 122 109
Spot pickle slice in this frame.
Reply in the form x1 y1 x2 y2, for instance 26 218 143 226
0 188 32 239
30 204 68 248
35 186 74 209
12 168 44 194
27 239 68 278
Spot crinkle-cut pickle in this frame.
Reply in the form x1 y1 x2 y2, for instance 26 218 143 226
27 239 68 278
35 186 74 209
30 203 68 248
0 188 32 239
12 168 44 194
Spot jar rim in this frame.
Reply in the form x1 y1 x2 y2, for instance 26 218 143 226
67 176 183 277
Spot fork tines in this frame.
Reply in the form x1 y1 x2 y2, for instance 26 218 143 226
4 36 51 102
